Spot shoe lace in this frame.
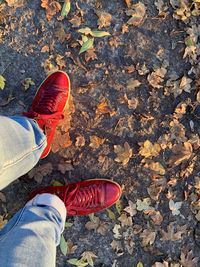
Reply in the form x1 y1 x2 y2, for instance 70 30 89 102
23 87 65 121
36 88 62 114
64 184 104 214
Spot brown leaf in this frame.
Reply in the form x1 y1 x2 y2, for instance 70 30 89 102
124 0 131 8
147 183 163 200
58 160 74 174
85 216 108 236
114 142 133 165
0 192 6 202
85 48 98 62
28 163 53 184
110 240 124 256
89 135 105 149
127 79 141 90
168 142 193 166
126 2 146 27
0 215 7 229
96 101 112 115
96 10 112 29
180 250 198 267
75 136 85 147
144 160 165 175
118 213 133 227
128 97 138 110
41 0 61 21
55 54 66 69
55 28 71 43
147 67 167 88
140 229 156 247
124 200 137 216
161 223 187 241
69 15 82 28
6 0 24 7
139 140 161 158
41 45 50 53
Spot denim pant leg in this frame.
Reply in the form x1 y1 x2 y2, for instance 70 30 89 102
0 115 47 190
0 194 66 267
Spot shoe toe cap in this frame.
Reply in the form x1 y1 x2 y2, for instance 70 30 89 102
49 71 70 88
105 181 122 207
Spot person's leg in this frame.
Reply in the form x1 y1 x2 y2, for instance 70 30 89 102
0 71 70 190
0 115 46 190
0 193 66 267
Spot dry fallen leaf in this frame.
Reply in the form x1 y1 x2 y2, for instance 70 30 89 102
110 240 124 256
113 224 122 239
147 67 167 88
118 213 133 227
58 160 74 174
161 223 187 241
136 198 154 212
124 200 137 216
140 229 156 247
85 48 98 62
0 215 7 229
127 79 141 90
28 163 53 184
139 140 161 158
75 136 85 147
89 135 105 149
85 216 108 236
22 78 35 91
180 250 198 267
0 75 6 90
96 10 112 29
41 0 61 21
6 0 24 8
126 2 146 27
114 142 133 165
0 192 6 202
144 160 165 175
128 97 138 110
169 200 182 216
168 142 193 166
55 27 71 43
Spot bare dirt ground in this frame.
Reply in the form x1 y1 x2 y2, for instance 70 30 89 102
0 0 200 266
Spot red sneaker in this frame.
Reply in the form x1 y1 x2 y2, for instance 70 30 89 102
29 179 122 216
23 71 70 158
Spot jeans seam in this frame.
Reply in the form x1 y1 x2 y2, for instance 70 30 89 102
1 138 46 172
0 206 27 241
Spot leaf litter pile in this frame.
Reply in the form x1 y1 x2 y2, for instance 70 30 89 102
0 0 200 266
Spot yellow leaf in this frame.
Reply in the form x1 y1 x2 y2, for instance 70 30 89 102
22 78 35 91
0 75 6 90
115 200 123 215
89 135 105 149
77 27 92 36
61 0 71 18
139 140 161 158
144 161 165 175
106 209 116 220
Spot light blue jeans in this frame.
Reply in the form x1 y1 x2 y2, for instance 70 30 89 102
0 116 66 267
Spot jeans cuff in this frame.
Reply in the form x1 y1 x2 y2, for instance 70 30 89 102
26 193 67 223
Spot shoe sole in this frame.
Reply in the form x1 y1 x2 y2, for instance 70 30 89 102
36 70 71 159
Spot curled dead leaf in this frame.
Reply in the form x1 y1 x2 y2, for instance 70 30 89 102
126 2 146 27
